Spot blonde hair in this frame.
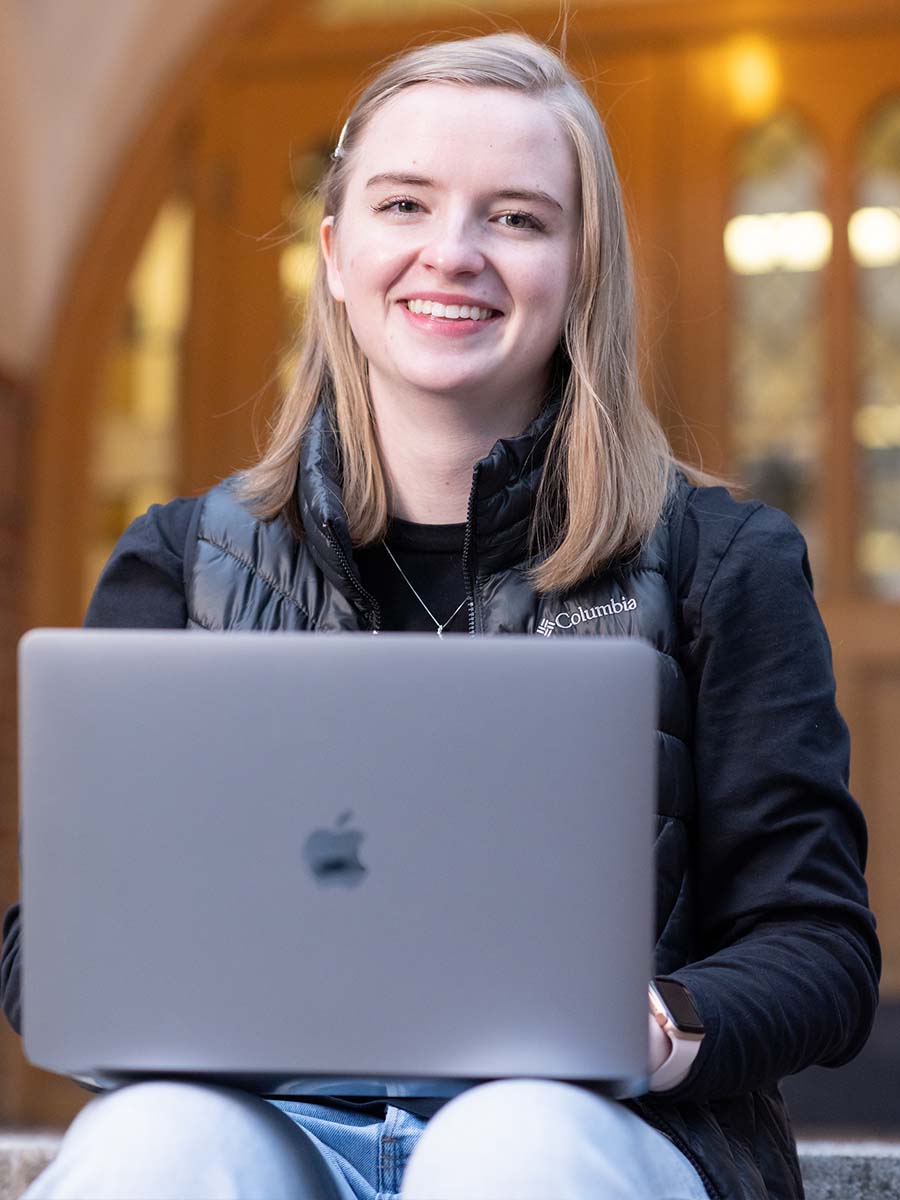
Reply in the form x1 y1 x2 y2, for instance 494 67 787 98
238 31 681 594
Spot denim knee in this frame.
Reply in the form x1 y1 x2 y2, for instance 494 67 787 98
23 1081 344 1200
400 1079 707 1200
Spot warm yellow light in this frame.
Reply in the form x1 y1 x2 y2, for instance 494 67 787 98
780 212 833 271
725 211 832 274
129 200 193 334
854 404 900 449
725 36 780 121
725 215 778 273
280 242 318 301
849 207 900 268
127 199 193 434
859 530 900 577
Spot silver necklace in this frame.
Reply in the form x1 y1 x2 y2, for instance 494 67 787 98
382 542 468 637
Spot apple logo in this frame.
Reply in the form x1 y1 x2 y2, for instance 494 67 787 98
303 810 368 887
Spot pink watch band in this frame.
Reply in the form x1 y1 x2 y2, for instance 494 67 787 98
648 1020 702 1091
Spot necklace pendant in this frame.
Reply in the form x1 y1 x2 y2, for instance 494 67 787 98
436 626 444 638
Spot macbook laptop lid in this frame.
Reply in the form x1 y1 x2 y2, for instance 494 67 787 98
19 629 657 1099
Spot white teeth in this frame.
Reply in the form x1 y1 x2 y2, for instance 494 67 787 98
405 300 495 321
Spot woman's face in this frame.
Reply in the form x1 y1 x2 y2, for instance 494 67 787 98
321 83 579 410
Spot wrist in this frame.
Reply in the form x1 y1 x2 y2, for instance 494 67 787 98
647 979 705 1093
648 1011 674 1074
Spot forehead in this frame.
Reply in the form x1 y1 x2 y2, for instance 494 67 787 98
350 83 577 199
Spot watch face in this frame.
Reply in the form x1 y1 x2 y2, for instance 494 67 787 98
652 980 705 1034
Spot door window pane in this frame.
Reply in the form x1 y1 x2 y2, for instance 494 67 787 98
84 198 193 611
725 113 829 582
853 97 900 601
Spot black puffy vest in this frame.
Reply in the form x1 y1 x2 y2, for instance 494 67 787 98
183 400 801 1200
186 401 695 971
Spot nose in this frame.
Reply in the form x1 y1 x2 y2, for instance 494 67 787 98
420 219 486 276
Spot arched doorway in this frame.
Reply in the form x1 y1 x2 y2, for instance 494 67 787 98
28 0 664 632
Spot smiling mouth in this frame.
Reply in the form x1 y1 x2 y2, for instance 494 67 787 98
402 299 501 321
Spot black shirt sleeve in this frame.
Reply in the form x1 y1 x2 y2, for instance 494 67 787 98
84 497 197 628
0 498 198 1035
660 486 880 1102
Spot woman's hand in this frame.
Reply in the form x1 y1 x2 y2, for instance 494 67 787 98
648 1006 673 1073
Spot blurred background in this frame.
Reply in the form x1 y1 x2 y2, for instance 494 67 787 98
1 0 899 1135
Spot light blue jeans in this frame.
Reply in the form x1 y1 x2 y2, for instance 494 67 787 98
23 1079 710 1199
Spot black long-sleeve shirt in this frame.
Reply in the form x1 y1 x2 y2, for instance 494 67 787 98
1 485 880 1116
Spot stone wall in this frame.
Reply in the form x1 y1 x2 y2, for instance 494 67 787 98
0 0 232 377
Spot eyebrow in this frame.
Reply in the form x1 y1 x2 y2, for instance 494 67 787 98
364 173 565 212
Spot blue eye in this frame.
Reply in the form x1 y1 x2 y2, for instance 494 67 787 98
498 211 543 231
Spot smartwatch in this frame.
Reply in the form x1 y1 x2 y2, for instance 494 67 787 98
648 978 705 1091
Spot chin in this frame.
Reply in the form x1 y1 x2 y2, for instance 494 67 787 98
394 355 510 394
400 372 502 400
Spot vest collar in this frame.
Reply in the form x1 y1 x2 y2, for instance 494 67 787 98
296 395 561 598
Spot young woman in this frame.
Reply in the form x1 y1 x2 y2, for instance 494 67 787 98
2 31 879 1200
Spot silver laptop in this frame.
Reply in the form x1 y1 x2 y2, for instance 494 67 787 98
19 629 657 1099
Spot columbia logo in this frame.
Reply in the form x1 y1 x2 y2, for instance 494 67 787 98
537 596 638 635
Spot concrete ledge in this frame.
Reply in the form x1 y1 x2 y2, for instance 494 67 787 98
0 1132 899 1199
0 1132 61 1200
798 1141 900 1200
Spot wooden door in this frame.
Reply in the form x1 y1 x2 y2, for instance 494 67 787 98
676 28 900 993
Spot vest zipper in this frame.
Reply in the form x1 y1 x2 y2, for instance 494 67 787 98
461 464 481 636
323 521 382 633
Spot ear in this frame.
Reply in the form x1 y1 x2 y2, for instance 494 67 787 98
320 215 345 303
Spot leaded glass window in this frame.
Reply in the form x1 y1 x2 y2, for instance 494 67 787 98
853 97 900 601
84 198 193 611
724 113 830 579
279 148 329 391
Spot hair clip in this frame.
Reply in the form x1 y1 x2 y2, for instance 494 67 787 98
332 118 350 161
